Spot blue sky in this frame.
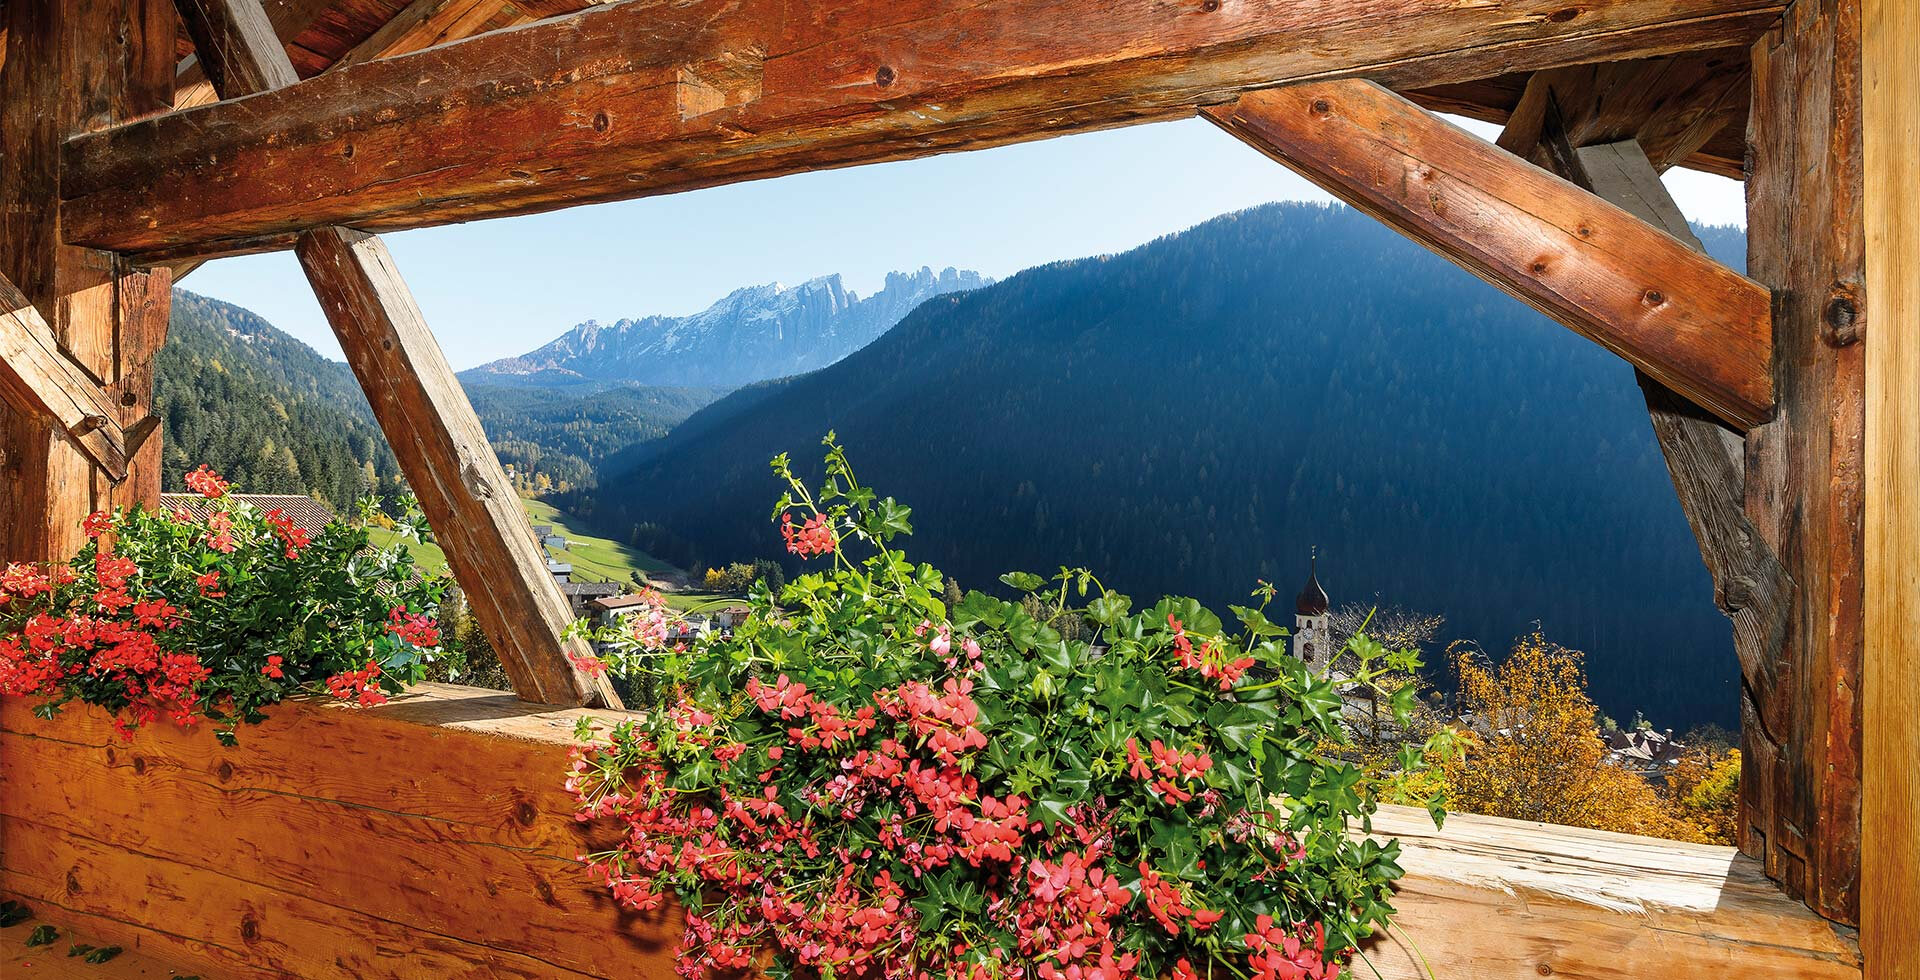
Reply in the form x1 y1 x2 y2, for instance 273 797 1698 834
184 117 1747 371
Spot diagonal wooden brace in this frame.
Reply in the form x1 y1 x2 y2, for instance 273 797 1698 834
1202 79 1775 431
0 272 133 482
174 0 621 708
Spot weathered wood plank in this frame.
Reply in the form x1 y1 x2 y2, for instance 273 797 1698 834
0 685 1862 980
176 0 618 708
60 0 1784 259
1859 0 1919 972
0 1 174 566
1202 81 1774 429
0 273 133 481
296 228 619 706
1744 0 1867 927
1574 140 1797 819
173 0 300 96
1496 52 1751 174
173 0 333 109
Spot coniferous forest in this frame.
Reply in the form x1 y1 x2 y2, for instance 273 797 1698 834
157 291 406 510
570 204 1747 728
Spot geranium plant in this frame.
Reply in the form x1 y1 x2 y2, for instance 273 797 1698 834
569 437 1449 979
0 466 446 743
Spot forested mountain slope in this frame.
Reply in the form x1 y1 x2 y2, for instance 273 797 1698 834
579 203 1747 727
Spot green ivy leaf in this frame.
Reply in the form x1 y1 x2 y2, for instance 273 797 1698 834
84 945 123 963
25 924 58 947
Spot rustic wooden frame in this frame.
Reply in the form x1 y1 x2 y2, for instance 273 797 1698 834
0 0 1912 974
0 685 1866 980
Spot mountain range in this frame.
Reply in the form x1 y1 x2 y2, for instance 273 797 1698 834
462 266 990 390
567 203 1745 729
156 205 1744 729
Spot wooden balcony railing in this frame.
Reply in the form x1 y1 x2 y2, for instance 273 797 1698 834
0 684 1861 979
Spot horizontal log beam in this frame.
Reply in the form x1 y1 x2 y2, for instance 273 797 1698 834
1 684 1863 980
1203 81 1774 429
0 272 133 482
61 0 1784 260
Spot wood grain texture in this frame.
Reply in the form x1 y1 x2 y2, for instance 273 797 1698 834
59 0 1785 260
0 684 1860 980
173 0 300 97
0 1 175 566
0 689 678 979
173 0 334 108
297 228 620 707
1744 0 1867 927
1859 0 1918 971
1203 81 1774 429
1508 124 1798 832
1496 52 1751 174
0 273 133 481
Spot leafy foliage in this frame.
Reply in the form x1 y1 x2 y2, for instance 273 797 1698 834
567 439 1447 978
0 468 446 743
1442 633 1721 843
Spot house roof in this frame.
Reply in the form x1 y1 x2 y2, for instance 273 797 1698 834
589 593 658 612
160 493 337 535
560 581 623 598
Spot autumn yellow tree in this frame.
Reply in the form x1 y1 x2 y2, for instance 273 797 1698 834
1445 631 1715 842
1666 747 1742 844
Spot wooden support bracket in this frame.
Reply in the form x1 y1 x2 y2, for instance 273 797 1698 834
0 265 133 483
1202 80 1775 430
175 0 620 708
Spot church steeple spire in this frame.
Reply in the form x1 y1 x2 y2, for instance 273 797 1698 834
1295 546 1330 616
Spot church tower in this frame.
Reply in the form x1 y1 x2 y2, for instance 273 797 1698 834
1292 548 1332 674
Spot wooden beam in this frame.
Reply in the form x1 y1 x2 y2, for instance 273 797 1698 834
61 0 1785 260
1496 52 1751 174
173 0 298 96
1558 136 1807 893
1489 55 1815 915
1744 0 1867 928
297 228 620 706
1202 80 1774 429
172 0 328 109
1 0 175 565
1403 66 1752 180
1860 0 1918 972
0 274 135 481
176 0 618 708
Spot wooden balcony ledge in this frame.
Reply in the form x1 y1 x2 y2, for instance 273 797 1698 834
0 684 1862 980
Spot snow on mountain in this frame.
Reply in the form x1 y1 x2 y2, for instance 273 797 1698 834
464 267 990 390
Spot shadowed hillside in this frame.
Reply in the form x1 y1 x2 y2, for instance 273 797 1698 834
576 203 1746 728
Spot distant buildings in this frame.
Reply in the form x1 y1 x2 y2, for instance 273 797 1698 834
1605 728 1688 772
1292 547 1333 674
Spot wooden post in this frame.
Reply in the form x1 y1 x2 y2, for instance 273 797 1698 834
1859 0 1918 972
1746 0 1869 927
0 0 175 566
174 0 619 708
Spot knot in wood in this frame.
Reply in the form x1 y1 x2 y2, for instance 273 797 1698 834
1309 97 1332 117
874 65 896 87
1823 291 1862 347
1642 288 1666 308
1548 6 1581 21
